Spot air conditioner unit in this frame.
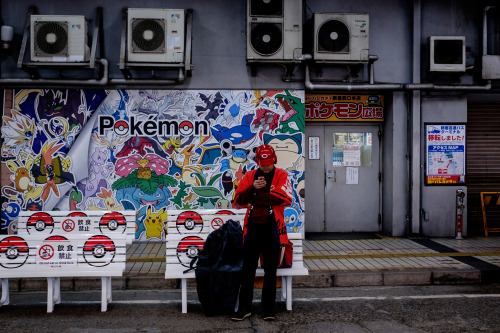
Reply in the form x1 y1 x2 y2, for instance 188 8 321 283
127 8 184 63
429 36 465 72
30 15 89 62
313 13 369 64
246 0 303 62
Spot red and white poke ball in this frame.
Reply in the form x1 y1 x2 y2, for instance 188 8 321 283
176 236 204 268
179 121 194 136
114 120 129 136
99 212 127 234
176 211 203 234
0 236 29 269
26 212 54 234
83 235 116 267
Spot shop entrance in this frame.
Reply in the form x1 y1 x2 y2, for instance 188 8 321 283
305 124 381 232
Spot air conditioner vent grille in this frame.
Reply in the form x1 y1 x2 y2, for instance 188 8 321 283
317 19 349 53
34 21 68 55
250 23 282 56
131 18 165 53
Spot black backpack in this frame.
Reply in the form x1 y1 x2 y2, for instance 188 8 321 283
190 219 243 316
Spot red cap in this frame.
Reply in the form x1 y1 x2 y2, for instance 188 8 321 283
255 144 277 166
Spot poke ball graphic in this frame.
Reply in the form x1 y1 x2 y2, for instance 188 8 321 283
176 236 204 268
114 120 129 136
83 235 116 267
178 121 193 136
99 212 127 234
0 236 29 269
26 212 54 234
68 212 87 218
176 211 203 234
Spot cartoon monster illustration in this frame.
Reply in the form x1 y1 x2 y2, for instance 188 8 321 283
1 201 21 234
31 141 75 202
211 113 256 145
112 156 177 210
77 147 113 209
47 117 80 149
68 186 83 211
275 91 305 134
220 91 249 126
143 206 168 239
196 92 224 122
87 188 124 211
36 89 89 127
1 110 37 157
251 108 280 134
116 136 165 159
263 133 303 170
92 132 128 163
284 207 301 233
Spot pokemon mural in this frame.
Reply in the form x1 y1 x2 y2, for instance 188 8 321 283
1 89 305 240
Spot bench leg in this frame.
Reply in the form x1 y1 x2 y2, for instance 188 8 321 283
285 276 292 311
281 276 286 301
1 278 9 306
47 277 60 313
101 277 111 312
181 278 187 314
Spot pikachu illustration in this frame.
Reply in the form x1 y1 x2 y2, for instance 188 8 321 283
144 206 168 239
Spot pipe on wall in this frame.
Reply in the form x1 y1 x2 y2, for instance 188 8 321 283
0 58 109 87
304 62 404 91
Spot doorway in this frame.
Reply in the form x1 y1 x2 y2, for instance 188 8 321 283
305 124 382 232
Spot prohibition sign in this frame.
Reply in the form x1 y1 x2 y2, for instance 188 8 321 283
62 219 76 232
39 244 54 260
211 217 224 230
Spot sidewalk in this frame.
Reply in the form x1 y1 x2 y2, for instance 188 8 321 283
124 234 500 288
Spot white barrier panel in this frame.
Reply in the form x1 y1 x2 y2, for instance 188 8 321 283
17 211 136 244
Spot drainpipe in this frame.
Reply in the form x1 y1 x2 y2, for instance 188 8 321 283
0 58 109 87
410 0 421 235
109 67 185 86
304 54 404 91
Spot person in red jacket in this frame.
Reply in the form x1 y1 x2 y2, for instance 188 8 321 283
231 144 292 321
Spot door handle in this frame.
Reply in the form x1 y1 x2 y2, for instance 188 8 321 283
327 170 336 182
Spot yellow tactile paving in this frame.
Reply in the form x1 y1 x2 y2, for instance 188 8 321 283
124 236 500 274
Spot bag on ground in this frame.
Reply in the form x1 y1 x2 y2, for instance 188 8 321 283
193 219 243 316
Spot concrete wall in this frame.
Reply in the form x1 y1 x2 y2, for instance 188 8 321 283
0 0 497 237
421 97 467 237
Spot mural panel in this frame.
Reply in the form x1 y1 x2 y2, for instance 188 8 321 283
2 89 305 240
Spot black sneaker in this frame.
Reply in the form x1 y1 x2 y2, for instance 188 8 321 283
262 312 275 321
231 309 251 321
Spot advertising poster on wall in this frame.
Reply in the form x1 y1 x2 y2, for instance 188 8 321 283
1 89 306 239
425 123 466 185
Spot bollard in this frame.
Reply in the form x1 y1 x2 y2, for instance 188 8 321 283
456 189 465 239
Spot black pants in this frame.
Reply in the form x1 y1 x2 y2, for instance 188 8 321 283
238 222 280 313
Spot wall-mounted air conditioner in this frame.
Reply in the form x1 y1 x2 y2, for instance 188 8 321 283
30 15 89 62
246 0 303 62
127 8 184 63
429 36 465 72
313 13 369 64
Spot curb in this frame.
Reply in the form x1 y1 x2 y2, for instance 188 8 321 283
6 268 493 292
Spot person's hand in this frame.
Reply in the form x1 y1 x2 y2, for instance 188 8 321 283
253 177 266 189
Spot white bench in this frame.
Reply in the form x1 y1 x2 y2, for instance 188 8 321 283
0 210 134 312
16 210 137 244
164 209 308 313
